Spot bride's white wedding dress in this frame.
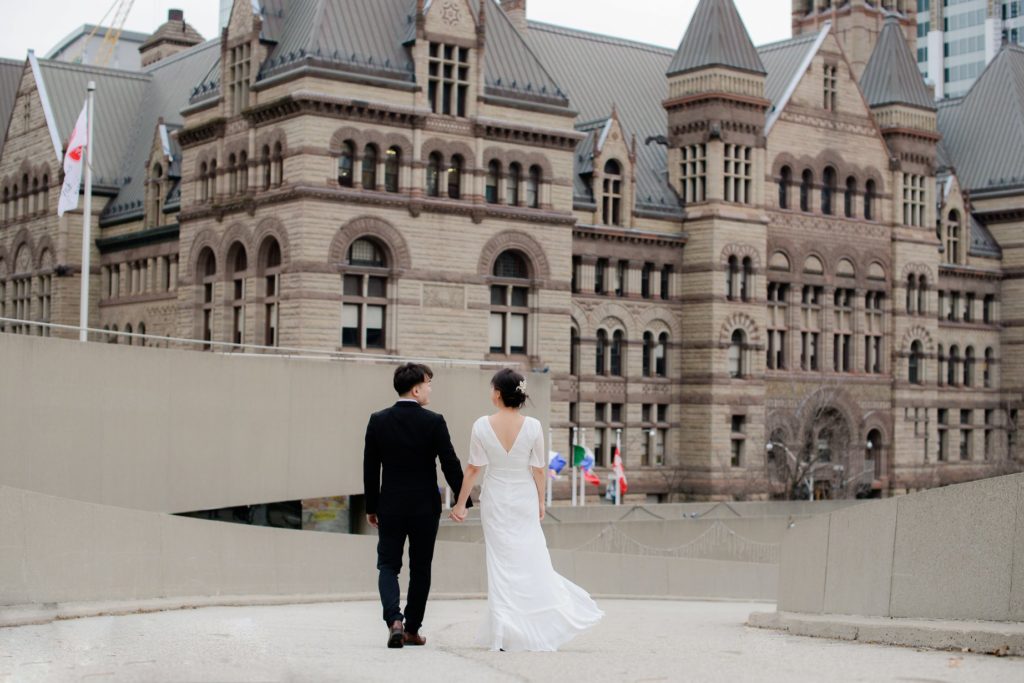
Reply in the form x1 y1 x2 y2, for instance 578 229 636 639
468 415 603 652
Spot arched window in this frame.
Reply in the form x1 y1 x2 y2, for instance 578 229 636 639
610 330 624 376
821 166 836 215
726 255 739 300
507 162 521 206
338 141 355 188
426 152 443 197
486 160 500 204
844 176 856 218
261 145 271 190
199 162 209 202
946 210 961 264
489 250 530 355
948 345 960 386
261 238 282 347
447 154 463 199
272 142 283 186
741 257 753 302
642 331 654 377
151 164 164 225
917 275 927 316
197 247 217 351
238 151 248 193
570 327 580 376
208 159 217 199
124 323 133 345
527 165 541 209
227 154 238 195
31 177 38 214
228 244 248 346
11 183 17 218
656 332 668 377
362 144 378 190
385 146 401 193
909 341 923 385
602 159 623 225
938 344 945 385
800 170 813 212
137 322 146 347
864 179 875 221
866 429 882 478
984 347 994 388
906 274 916 314
2 186 8 221
596 329 608 375
343 238 389 350
964 346 975 387
42 173 50 212
729 329 746 378
779 166 792 209
110 324 119 345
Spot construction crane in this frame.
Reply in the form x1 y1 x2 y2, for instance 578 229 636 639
75 0 136 68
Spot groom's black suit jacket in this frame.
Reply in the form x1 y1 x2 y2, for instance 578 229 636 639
363 401 473 517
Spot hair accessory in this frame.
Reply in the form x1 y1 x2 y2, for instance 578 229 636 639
517 379 527 394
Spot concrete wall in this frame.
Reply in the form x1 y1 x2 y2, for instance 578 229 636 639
776 473 1024 622
0 334 549 513
0 486 777 610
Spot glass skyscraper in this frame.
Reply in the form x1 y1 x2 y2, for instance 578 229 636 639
917 0 1024 98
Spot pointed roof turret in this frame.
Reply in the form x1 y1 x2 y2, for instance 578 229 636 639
860 15 934 110
667 0 765 77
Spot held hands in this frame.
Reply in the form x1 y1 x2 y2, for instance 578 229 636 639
366 513 379 529
539 502 545 522
449 504 468 523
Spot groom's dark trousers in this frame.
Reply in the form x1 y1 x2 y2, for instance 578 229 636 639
363 401 472 633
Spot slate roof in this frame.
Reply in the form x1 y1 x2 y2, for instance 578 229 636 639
0 58 23 153
937 44 1024 194
34 60 149 185
667 0 765 77
860 16 935 110
197 0 566 106
528 23 820 215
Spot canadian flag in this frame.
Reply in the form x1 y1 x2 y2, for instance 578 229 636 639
58 101 89 217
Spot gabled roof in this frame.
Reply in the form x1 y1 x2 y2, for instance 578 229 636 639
102 40 220 225
34 60 150 184
223 0 565 105
667 0 765 77
938 44 1024 193
860 16 935 110
0 58 23 153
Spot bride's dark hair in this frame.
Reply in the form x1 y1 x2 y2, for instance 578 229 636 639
491 368 528 409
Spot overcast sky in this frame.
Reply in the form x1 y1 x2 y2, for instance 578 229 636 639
0 0 792 62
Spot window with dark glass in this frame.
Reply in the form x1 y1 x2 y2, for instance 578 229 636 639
489 251 530 355
342 239 388 350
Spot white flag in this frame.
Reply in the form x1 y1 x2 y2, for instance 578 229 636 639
58 101 89 217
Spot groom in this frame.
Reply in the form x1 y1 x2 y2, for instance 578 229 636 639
363 363 473 649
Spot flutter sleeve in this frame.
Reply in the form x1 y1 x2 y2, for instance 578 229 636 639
468 421 488 467
528 419 546 469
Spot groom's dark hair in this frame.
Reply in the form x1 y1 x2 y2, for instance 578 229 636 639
394 363 434 395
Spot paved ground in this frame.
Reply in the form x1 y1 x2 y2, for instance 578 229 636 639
1 600 1021 682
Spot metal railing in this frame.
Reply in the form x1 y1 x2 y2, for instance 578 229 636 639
0 317 517 369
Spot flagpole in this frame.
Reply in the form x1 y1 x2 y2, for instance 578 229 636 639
614 428 622 506
78 81 95 342
579 427 586 507
571 426 578 507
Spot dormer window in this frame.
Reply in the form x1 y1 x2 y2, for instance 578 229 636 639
428 43 469 117
602 159 623 226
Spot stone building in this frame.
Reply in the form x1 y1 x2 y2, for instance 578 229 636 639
1 0 1022 500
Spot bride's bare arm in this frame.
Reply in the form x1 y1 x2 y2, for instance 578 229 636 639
450 464 482 522
531 467 546 520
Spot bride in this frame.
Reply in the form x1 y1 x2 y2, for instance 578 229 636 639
449 368 603 652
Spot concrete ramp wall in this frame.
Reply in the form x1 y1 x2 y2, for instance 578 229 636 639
0 485 777 615
777 473 1024 622
0 334 548 513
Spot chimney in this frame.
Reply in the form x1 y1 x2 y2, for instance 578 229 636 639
168 9 184 22
500 0 527 34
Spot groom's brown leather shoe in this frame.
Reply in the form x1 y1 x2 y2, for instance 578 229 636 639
387 620 405 649
403 630 426 646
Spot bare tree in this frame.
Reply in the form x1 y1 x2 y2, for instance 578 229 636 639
765 383 862 500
